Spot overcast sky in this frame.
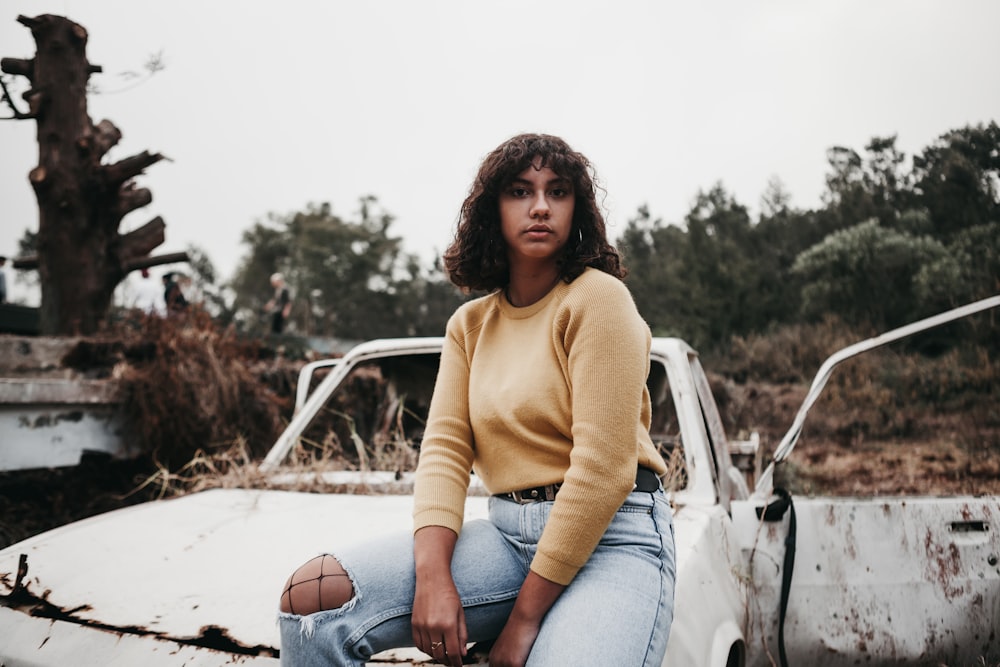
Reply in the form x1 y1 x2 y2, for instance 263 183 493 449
2 1 999 304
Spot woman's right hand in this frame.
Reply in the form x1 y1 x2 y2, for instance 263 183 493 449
412 526 467 666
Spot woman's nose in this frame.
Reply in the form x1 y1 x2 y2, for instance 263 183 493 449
530 193 550 218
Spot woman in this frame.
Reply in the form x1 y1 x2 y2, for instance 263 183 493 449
278 133 675 667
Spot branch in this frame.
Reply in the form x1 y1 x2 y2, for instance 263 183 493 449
123 251 190 273
28 165 47 189
0 74 32 119
10 249 187 273
24 90 44 117
104 150 166 186
1 57 34 79
11 255 39 270
81 119 121 158
115 182 153 219
16 15 42 30
119 216 166 259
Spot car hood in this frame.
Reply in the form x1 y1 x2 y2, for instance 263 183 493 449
0 488 489 656
2 488 701 664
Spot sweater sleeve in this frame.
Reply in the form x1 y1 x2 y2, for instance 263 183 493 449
530 274 652 585
412 309 478 536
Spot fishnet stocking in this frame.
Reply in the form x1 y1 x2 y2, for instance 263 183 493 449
280 554 354 615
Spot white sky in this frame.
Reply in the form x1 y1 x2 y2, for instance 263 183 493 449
2 1 999 305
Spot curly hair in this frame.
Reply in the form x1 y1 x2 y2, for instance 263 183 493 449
443 133 626 292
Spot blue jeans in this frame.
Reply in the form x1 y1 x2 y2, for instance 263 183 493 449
278 489 675 666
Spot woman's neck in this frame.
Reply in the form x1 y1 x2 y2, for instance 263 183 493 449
505 264 561 307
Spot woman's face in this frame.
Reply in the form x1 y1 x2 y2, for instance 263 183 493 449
498 160 575 267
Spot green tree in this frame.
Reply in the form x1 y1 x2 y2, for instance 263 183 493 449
618 204 680 335
619 184 764 350
791 219 949 330
683 183 758 346
819 136 912 233
752 177 819 326
911 122 1000 238
183 243 230 319
389 254 466 337
862 135 909 225
819 145 873 233
915 222 1000 309
230 198 461 339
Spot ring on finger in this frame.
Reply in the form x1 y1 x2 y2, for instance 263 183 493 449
430 641 443 650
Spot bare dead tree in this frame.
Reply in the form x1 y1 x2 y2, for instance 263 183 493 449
1 14 179 334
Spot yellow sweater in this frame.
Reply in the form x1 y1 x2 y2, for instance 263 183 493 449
412 268 667 585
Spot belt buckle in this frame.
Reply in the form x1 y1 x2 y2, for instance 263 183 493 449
510 485 558 503
512 488 540 504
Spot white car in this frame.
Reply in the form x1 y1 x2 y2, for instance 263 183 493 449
4 296 999 667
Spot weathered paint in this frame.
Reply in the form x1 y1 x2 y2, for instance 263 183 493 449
0 378 127 470
0 485 738 667
662 503 747 666
732 496 1000 667
0 489 492 666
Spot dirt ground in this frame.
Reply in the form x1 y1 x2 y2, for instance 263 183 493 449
776 436 1000 497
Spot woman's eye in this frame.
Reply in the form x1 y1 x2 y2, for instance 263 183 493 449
550 188 569 197
510 187 529 197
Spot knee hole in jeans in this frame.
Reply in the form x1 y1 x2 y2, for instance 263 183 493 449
279 554 354 615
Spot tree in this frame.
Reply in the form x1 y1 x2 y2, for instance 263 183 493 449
819 137 911 234
619 204 688 337
682 184 760 346
911 122 1000 238
753 177 817 326
862 135 909 225
819 145 872 233
791 219 949 330
1 15 173 334
389 253 467 337
619 185 765 350
230 198 463 339
915 222 1000 314
182 243 229 318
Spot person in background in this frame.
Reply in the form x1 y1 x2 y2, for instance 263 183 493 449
0 256 7 304
277 133 676 667
162 272 188 314
266 272 292 334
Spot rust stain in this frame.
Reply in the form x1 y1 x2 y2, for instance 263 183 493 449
841 509 858 561
824 505 836 527
923 528 965 599
0 553 278 658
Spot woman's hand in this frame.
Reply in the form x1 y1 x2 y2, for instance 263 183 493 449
488 571 566 667
487 613 541 667
412 526 467 666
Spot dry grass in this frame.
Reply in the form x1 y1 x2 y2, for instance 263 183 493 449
659 444 688 493
111 309 287 468
710 317 1000 496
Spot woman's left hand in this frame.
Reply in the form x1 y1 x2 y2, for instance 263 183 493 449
488 614 541 667
488 570 565 667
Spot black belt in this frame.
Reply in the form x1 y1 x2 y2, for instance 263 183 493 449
497 466 660 504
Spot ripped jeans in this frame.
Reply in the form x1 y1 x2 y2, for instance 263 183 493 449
277 488 675 666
